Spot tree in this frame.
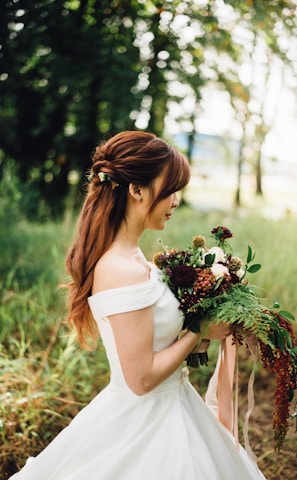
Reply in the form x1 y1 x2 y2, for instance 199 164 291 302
0 0 141 217
1 0 296 216
213 0 297 205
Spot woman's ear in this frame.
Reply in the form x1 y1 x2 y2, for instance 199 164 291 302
128 183 142 202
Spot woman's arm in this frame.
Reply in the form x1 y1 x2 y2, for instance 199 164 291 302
109 307 229 396
94 255 229 395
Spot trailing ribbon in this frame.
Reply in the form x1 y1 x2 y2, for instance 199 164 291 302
205 333 259 465
218 336 237 436
242 332 259 464
205 336 236 437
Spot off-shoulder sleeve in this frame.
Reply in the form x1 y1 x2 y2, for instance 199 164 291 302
88 265 166 319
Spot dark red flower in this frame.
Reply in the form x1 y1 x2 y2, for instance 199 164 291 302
171 265 197 288
211 226 233 242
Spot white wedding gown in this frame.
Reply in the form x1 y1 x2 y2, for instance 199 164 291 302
10 263 266 479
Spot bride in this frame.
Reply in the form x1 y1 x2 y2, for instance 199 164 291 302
10 130 266 479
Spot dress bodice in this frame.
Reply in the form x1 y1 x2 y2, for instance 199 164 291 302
88 263 184 390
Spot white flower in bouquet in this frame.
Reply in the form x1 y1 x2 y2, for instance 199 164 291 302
235 268 245 280
207 246 225 263
211 263 230 280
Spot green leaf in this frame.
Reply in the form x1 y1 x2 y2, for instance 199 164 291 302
213 276 224 291
288 387 294 402
277 331 285 351
279 310 295 322
273 300 280 309
279 327 292 348
247 263 261 273
246 245 254 263
204 253 215 266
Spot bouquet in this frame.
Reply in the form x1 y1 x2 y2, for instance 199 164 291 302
153 226 297 450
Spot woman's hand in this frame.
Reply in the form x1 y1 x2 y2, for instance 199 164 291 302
200 322 231 341
191 338 210 353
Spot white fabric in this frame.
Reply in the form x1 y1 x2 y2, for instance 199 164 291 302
10 263 266 480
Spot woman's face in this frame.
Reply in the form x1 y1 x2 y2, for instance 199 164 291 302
142 174 179 231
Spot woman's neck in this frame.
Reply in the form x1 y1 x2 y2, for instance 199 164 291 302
114 220 143 249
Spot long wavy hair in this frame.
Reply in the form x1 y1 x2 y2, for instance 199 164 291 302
65 131 190 348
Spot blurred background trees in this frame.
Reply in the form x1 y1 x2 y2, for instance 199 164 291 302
0 0 296 219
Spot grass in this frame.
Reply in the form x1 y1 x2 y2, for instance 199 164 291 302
1 203 297 479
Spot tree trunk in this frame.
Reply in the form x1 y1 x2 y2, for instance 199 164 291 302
235 140 244 207
255 149 263 195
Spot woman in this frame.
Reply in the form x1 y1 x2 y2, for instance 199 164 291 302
10 131 266 479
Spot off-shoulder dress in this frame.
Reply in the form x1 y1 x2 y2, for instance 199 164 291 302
10 263 266 479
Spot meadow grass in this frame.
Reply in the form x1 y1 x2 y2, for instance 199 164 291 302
1 205 296 478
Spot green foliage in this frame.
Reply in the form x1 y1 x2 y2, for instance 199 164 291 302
0 160 22 224
1 1 297 218
0 0 141 219
0 215 109 478
211 285 275 346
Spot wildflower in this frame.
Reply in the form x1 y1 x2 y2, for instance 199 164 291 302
192 235 206 248
229 256 243 273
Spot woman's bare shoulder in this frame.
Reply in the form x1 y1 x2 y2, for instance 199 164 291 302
92 249 150 294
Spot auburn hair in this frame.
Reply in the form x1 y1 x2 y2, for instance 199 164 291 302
65 130 190 348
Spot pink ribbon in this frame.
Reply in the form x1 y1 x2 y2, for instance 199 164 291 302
205 333 259 463
217 336 237 438
205 335 237 438
242 333 259 464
